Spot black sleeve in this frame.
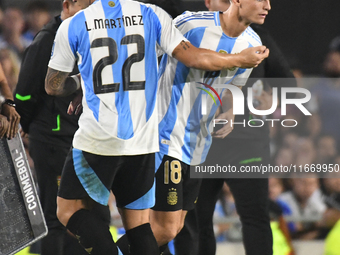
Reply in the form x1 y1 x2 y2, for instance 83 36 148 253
251 25 297 88
14 30 55 133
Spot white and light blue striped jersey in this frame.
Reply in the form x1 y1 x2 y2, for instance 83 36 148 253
48 0 186 156
158 11 262 165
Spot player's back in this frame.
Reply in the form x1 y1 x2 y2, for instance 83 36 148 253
50 0 185 155
158 11 262 165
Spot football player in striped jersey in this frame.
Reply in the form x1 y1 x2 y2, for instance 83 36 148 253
45 0 268 254
151 0 271 253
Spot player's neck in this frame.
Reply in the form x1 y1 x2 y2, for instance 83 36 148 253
60 12 67 21
220 9 250 38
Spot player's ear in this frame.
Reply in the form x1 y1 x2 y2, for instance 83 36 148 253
231 0 241 7
63 0 70 15
205 0 211 10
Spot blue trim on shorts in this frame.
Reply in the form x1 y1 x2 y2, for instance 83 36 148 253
118 247 123 255
124 182 155 209
72 148 110 206
155 152 164 173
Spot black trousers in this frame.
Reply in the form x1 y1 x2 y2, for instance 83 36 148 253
29 139 110 255
175 139 273 255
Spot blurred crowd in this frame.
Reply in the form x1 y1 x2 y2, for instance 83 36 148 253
0 1 51 92
214 36 340 245
0 0 52 167
0 0 339 251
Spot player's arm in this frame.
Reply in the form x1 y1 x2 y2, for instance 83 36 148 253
154 6 269 71
0 65 13 101
45 18 80 97
0 64 20 139
172 41 269 71
212 85 242 139
45 69 80 97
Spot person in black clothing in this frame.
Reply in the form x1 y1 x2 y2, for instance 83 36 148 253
14 1 110 255
173 0 297 255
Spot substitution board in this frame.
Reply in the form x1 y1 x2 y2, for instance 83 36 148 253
0 133 47 255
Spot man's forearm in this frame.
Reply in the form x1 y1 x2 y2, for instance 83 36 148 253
172 41 268 71
195 49 243 71
0 79 13 100
45 68 79 96
0 64 13 100
172 41 241 71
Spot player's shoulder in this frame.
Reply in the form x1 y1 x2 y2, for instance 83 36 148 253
174 10 217 34
61 10 85 29
121 0 170 23
174 10 216 24
120 0 149 10
241 26 262 46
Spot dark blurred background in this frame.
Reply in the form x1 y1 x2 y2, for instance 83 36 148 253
0 0 340 75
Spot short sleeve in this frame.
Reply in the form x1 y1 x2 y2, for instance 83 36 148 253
151 5 187 56
48 18 77 72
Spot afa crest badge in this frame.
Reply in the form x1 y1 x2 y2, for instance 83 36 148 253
167 188 178 205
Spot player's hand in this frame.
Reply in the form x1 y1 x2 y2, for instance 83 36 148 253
0 114 9 139
68 89 83 115
211 110 235 139
1 104 20 139
238 46 269 68
19 128 28 138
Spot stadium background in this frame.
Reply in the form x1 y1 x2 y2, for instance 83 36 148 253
0 0 339 254
2 0 340 75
